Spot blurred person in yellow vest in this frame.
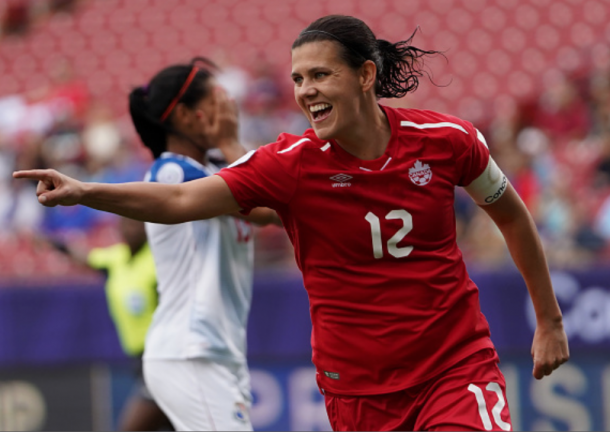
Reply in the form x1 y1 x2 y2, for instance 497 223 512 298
87 218 156 358
49 217 172 431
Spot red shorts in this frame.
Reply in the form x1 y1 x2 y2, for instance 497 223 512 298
323 349 512 431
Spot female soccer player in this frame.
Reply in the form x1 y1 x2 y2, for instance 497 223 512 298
15 16 568 431
115 59 278 431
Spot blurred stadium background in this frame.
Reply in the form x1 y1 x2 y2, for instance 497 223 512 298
0 0 609 430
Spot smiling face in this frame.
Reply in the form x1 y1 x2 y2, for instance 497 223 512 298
291 40 368 141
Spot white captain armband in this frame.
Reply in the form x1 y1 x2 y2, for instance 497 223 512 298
464 157 508 205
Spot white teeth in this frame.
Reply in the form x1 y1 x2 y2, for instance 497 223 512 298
309 103 332 113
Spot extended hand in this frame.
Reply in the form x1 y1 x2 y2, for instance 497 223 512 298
12 169 84 207
531 318 570 379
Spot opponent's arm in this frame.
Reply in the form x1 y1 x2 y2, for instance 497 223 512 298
12 169 240 224
233 207 283 227
480 183 569 379
209 86 248 164
210 88 282 227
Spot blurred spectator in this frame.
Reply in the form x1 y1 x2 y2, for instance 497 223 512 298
595 135 610 188
459 211 509 270
2 0 30 35
39 59 89 118
48 0 78 13
595 195 610 242
214 50 251 105
240 58 309 149
533 71 591 142
589 71 610 137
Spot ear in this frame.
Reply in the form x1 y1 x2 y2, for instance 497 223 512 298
198 108 214 133
360 60 377 93
173 103 193 125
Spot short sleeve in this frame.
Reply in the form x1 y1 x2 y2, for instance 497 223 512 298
147 157 206 184
455 127 491 187
216 134 304 213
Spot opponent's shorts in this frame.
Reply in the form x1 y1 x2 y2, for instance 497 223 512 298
144 358 252 431
323 349 512 431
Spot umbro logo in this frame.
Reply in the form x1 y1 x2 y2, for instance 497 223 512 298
330 173 352 188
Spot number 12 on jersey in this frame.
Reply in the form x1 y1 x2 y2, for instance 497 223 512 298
365 210 413 259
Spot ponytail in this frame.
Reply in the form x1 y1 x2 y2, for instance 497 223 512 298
129 86 167 159
375 31 440 99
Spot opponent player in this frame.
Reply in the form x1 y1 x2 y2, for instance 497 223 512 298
126 59 278 431
15 16 568 431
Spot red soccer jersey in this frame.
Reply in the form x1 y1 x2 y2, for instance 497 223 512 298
217 106 495 395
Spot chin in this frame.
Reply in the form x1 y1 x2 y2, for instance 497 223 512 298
312 124 336 141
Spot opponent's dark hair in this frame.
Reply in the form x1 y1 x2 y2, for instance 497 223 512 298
292 15 441 99
128 57 216 158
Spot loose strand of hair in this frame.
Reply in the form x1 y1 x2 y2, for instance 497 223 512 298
377 28 448 99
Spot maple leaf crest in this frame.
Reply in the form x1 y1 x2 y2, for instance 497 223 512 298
409 160 430 174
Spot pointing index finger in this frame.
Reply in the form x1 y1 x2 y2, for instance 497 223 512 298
13 170 51 180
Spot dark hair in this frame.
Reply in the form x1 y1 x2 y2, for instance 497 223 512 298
128 57 216 158
292 15 440 99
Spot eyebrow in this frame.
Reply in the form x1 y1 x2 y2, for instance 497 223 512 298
291 66 330 78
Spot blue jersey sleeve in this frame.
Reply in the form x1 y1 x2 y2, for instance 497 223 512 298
147 155 207 184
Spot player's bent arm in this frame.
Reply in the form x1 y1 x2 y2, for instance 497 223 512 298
13 169 241 224
479 184 569 379
480 184 562 321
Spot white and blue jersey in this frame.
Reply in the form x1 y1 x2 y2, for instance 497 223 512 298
143 152 254 365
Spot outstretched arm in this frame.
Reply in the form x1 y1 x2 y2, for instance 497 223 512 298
13 169 241 224
480 183 569 379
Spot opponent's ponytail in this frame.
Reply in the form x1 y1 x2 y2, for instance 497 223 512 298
293 15 441 99
128 58 215 158
129 86 167 158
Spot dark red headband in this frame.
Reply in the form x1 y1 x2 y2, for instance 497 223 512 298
159 66 199 122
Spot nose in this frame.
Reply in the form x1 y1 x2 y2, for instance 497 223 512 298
296 78 318 100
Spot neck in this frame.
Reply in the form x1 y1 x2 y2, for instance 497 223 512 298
335 102 391 160
166 134 207 165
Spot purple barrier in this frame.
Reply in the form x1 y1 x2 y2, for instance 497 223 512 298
0 268 609 366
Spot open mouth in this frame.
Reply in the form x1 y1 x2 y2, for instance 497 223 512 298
309 102 333 123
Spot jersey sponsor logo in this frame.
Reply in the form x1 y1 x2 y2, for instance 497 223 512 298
330 173 352 188
125 291 146 315
324 371 340 380
233 402 249 423
409 160 433 186
485 175 507 203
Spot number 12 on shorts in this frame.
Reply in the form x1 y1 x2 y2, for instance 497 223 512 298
468 383 512 431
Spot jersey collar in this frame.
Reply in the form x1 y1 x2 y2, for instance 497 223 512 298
327 104 398 172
